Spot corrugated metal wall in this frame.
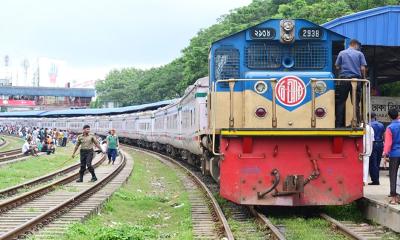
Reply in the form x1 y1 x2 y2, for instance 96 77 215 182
323 6 400 46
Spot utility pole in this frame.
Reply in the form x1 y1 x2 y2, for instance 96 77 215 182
22 58 30 86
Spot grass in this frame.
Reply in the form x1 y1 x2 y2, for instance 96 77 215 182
50 149 192 240
270 215 348 240
0 135 25 151
0 144 76 190
323 203 364 222
214 193 268 239
324 203 400 240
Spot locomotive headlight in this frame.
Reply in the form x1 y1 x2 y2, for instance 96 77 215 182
282 20 294 31
314 81 327 94
282 33 294 42
254 81 268 94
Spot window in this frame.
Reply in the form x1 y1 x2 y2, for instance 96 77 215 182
214 47 240 80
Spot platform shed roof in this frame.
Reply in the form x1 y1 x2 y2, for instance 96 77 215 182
0 110 48 117
0 87 95 97
19 99 178 118
322 5 400 46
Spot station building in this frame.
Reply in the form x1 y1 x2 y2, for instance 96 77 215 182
323 5 400 122
0 86 95 112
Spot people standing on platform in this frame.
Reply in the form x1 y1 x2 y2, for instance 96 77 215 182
62 130 68 147
71 125 105 182
369 113 385 185
334 39 367 127
383 109 400 205
363 122 374 185
106 129 119 164
58 130 64 147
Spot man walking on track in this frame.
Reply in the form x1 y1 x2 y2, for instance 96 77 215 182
106 129 119 164
369 112 385 185
72 125 104 182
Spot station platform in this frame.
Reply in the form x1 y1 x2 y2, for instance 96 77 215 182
360 171 400 232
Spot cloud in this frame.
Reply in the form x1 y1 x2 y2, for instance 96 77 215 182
0 0 252 83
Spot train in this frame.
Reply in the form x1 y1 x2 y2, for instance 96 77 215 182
0 18 370 206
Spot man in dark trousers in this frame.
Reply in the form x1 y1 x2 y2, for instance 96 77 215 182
335 39 367 127
369 112 385 185
72 125 104 182
383 109 400 205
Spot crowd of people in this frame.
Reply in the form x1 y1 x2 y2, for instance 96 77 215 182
0 124 119 168
0 125 75 156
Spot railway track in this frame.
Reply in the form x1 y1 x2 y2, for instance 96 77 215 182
0 152 128 239
246 210 395 240
0 149 23 164
126 145 293 240
0 137 6 147
321 213 394 240
124 145 400 240
249 207 286 240
126 145 234 240
0 153 106 199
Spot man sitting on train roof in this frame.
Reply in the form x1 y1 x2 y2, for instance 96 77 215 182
335 39 367 128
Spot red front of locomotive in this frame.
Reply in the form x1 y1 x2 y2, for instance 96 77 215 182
219 134 364 206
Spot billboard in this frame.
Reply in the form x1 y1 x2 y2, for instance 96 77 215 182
371 96 400 123
38 58 67 87
0 99 36 106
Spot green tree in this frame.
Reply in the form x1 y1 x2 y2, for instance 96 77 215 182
95 0 395 106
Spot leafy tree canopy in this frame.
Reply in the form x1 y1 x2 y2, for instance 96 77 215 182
95 0 396 107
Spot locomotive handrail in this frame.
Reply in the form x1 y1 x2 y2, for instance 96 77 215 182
310 78 371 127
311 78 371 158
212 78 370 156
212 78 277 155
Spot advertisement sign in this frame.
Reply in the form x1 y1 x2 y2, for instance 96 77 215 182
371 96 400 123
38 58 66 87
0 99 36 106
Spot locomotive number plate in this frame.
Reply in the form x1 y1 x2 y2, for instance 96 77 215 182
299 28 323 39
250 28 276 39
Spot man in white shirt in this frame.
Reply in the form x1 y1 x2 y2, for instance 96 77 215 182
21 140 38 156
363 122 374 185
22 140 31 155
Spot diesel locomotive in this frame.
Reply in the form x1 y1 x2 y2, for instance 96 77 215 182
0 19 370 206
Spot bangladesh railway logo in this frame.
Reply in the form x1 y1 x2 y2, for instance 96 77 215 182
276 76 306 107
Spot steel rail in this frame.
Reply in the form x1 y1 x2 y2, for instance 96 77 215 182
0 153 126 240
0 155 106 214
0 154 100 198
0 149 23 163
249 206 286 240
125 145 234 240
0 137 6 147
320 213 367 240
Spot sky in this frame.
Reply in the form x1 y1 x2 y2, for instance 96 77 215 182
0 0 252 81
